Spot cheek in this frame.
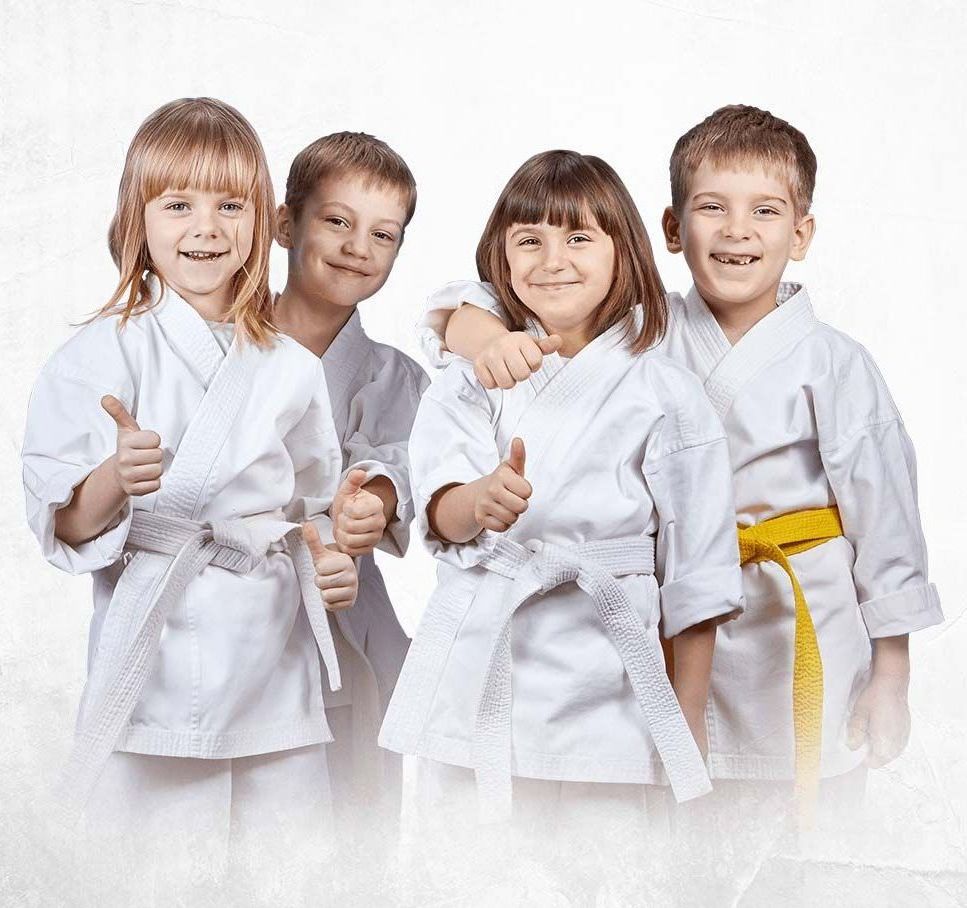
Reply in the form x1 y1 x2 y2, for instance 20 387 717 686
233 214 257 260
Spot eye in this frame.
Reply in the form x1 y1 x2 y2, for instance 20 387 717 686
699 203 724 212
567 234 591 245
517 237 540 247
373 230 396 243
754 206 780 216
164 201 189 212
325 216 350 228
220 201 245 213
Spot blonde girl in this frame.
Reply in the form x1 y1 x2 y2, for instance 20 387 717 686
22 98 354 852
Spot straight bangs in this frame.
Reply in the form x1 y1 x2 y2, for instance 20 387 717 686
100 98 277 346
476 150 667 353
137 118 262 206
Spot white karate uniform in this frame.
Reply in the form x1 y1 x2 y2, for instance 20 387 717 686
315 308 429 807
22 281 345 829
380 315 744 819
420 280 943 783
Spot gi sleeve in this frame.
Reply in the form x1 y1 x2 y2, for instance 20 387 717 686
339 351 430 556
284 365 344 545
816 344 942 638
408 361 501 567
418 280 505 368
644 363 745 637
22 339 139 575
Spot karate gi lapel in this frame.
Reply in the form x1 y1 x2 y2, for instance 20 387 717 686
84 289 256 705
505 319 634 537
321 309 370 426
688 283 818 419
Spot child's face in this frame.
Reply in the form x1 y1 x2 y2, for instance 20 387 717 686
504 216 615 345
144 188 254 313
278 173 407 310
663 159 814 312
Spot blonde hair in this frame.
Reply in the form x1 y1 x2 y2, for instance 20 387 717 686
476 150 667 354
100 97 277 345
670 105 817 218
285 131 417 230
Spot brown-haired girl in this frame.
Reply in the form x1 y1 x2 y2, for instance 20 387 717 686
380 151 743 850
21 98 356 850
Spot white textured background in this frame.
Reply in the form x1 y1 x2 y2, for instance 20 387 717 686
2 1 965 904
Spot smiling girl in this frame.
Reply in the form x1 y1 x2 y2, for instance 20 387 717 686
380 151 743 860
21 98 356 857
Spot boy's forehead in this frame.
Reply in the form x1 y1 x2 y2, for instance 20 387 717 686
306 170 408 215
687 156 795 200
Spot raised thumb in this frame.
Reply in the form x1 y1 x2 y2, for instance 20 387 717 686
507 437 526 477
301 521 328 560
101 395 140 431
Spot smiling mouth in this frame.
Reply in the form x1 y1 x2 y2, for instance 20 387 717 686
711 253 760 266
532 281 579 290
181 251 228 261
329 263 370 277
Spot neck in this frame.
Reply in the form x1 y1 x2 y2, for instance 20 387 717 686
274 279 355 357
169 284 233 322
702 282 781 346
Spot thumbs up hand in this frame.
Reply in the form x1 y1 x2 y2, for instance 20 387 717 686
472 437 532 533
302 520 358 610
474 332 563 390
331 468 386 557
101 395 163 497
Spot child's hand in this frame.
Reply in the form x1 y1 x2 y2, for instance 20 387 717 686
101 395 163 496
472 438 531 532
302 521 358 610
847 673 911 768
474 333 562 390
332 469 386 557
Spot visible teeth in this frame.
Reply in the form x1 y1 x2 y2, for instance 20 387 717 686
183 251 222 260
712 254 756 265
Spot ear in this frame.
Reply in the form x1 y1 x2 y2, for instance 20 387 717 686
789 213 816 262
276 203 294 249
662 206 683 254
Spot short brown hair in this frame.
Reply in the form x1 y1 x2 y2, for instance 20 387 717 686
284 131 417 228
476 150 667 354
101 97 277 346
670 105 817 218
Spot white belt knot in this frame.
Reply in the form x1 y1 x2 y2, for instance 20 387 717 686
471 534 710 823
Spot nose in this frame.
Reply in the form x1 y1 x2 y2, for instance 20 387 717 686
540 239 568 273
190 204 220 238
722 210 752 241
342 228 370 260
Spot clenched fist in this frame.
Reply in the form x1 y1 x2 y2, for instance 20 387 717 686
474 332 562 390
331 469 386 557
473 437 532 532
302 520 358 610
101 394 163 496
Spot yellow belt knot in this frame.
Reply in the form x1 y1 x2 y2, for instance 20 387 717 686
736 506 843 824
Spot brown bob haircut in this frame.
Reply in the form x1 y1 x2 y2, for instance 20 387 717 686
100 97 277 345
476 150 667 354
670 104 817 219
284 131 417 230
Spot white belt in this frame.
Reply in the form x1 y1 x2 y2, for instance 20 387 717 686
57 509 340 822
472 535 711 822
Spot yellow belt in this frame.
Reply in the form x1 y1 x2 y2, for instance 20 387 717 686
738 506 843 816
